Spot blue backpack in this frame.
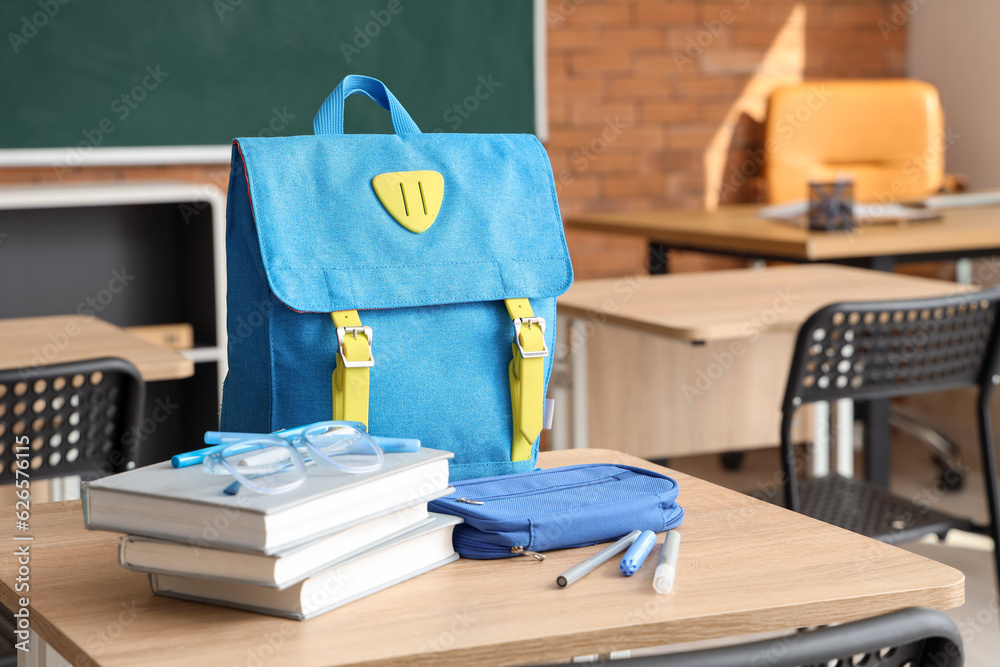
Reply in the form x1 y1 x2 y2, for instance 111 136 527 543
221 75 573 481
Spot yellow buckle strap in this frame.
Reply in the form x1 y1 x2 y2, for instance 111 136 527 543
331 310 373 427
505 298 548 462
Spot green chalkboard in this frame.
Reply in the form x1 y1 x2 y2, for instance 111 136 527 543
0 0 534 149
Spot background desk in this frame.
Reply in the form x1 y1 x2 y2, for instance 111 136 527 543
556 265 969 468
0 315 194 503
0 449 963 667
0 316 194 383
566 203 1000 272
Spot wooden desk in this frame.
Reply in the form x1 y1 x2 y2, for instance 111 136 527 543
566 203 1000 270
0 449 964 667
0 315 193 382
556 265 968 462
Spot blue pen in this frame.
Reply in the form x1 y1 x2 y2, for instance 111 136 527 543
171 425 420 468
620 530 657 576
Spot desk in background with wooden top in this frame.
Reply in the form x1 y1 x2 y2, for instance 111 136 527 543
555 265 971 471
0 449 964 667
0 315 194 501
565 202 1000 272
0 316 194 383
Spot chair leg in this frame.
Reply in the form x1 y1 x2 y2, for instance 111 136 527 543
781 410 800 511
976 394 1000 599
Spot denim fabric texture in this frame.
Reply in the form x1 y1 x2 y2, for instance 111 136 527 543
221 76 573 480
429 464 685 558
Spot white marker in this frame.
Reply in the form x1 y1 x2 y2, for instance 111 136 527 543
653 531 681 594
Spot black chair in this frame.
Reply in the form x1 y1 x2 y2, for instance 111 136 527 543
527 607 962 666
771 291 1000 594
0 357 144 666
0 357 144 484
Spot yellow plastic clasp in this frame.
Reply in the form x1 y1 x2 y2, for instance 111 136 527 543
331 311 372 427
504 298 548 462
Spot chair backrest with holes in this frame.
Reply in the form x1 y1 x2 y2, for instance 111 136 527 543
527 607 963 667
783 290 1000 413
0 358 143 483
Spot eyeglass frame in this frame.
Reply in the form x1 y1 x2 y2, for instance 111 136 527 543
203 421 385 495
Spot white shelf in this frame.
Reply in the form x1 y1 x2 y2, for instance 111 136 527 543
0 145 231 168
0 180 228 398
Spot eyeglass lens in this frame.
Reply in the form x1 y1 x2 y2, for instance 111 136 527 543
302 424 383 472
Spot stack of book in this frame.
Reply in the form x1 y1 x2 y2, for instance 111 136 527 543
82 448 460 620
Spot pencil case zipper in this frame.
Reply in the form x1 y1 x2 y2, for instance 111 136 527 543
451 533 544 560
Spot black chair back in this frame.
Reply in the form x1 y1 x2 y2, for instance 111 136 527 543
0 357 144 483
784 290 1000 410
526 607 963 667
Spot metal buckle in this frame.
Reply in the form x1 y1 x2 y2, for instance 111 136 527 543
513 317 549 359
336 326 375 368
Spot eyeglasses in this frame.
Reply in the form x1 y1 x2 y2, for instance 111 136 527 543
200 421 387 495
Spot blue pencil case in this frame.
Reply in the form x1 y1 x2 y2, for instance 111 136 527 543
428 464 684 559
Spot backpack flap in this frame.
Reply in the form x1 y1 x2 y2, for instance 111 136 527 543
233 133 571 311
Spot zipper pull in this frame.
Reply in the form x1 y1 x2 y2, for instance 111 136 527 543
511 546 545 561
455 497 484 505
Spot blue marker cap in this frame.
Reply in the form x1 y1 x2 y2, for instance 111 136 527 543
620 530 657 576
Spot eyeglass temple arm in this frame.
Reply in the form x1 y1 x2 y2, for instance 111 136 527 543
171 439 283 469
171 429 419 468
206 430 419 453
206 427 419 453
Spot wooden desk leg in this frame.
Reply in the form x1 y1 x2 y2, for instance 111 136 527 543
570 319 589 450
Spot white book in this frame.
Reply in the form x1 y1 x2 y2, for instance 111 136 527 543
120 502 433 588
83 448 453 554
150 513 462 620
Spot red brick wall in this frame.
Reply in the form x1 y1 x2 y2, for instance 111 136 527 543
546 0 907 277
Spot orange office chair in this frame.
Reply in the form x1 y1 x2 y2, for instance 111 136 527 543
765 79 944 205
